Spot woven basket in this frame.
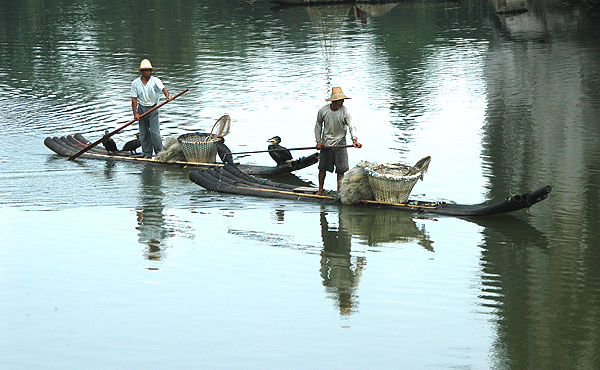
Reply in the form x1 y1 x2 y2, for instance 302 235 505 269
365 156 431 204
177 132 218 163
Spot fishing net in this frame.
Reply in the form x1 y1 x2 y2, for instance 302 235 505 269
339 161 376 205
155 136 185 162
210 114 231 138
365 156 431 204
307 5 351 58
155 115 231 164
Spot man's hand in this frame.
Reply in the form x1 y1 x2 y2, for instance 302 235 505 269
352 138 362 148
316 143 324 150
133 112 140 121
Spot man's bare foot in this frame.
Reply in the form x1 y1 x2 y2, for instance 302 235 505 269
316 190 325 196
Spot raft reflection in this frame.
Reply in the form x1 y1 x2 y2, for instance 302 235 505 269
229 204 433 316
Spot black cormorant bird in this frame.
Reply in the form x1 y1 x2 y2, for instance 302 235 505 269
267 136 293 165
102 129 118 154
216 136 234 165
121 133 141 154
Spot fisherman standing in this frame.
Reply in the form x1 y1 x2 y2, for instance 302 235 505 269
314 86 362 195
131 59 173 159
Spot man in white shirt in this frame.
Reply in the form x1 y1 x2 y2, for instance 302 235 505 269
314 86 362 195
131 59 173 159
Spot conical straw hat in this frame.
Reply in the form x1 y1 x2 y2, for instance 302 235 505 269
325 86 351 101
136 59 157 70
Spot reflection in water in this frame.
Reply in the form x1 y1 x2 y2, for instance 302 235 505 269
318 207 432 316
340 207 433 251
491 0 529 15
354 2 400 27
272 209 285 223
307 5 351 59
319 210 364 317
2 0 600 367
230 204 433 317
103 160 116 179
482 6 600 367
134 167 194 262
477 212 600 369
476 216 553 369
137 166 168 261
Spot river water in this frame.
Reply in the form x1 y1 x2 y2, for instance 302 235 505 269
1 0 600 369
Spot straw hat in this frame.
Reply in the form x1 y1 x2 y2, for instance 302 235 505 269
136 59 156 71
325 86 350 101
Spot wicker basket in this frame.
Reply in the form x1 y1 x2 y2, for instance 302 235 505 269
365 156 431 204
177 132 218 163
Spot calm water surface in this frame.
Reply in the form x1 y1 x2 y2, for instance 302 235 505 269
1 0 600 369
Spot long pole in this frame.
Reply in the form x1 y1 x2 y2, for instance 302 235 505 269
229 144 354 156
68 89 188 160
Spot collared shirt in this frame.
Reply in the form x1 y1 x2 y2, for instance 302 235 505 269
315 104 357 146
131 76 165 107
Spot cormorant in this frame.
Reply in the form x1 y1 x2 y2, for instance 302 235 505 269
216 136 234 165
122 133 141 154
267 136 293 166
102 129 118 154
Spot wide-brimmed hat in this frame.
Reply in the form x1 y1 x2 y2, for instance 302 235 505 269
325 86 350 101
136 59 156 71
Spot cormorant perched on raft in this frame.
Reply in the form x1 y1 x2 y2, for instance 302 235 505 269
267 136 293 165
102 129 118 154
121 133 141 154
216 136 234 165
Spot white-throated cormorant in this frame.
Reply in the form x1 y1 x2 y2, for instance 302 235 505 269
267 136 293 165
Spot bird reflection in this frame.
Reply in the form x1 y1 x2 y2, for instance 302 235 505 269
273 209 285 223
319 210 365 316
103 160 116 179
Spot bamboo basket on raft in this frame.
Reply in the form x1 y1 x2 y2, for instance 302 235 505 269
364 156 431 204
177 132 219 163
176 115 231 164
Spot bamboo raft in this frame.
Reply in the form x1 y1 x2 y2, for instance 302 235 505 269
189 164 552 217
44 134 319 175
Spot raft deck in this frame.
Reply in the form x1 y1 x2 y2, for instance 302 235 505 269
44 134 319 175
189 164 552 217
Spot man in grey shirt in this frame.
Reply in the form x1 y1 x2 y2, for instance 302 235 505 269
315 86 362 195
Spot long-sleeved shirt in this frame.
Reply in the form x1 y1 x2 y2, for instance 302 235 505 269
314 104 358 146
